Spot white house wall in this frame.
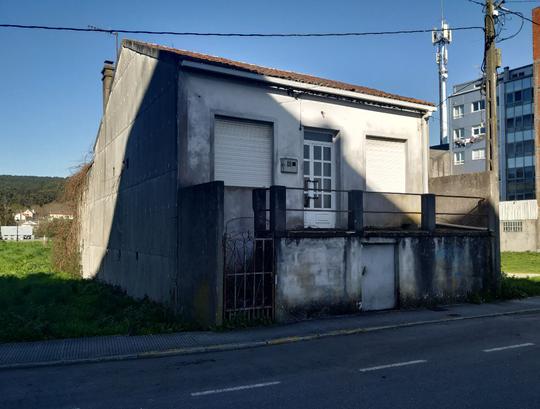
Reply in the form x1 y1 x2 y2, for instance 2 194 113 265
178 70 428 229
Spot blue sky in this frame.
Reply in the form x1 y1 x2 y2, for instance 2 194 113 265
0 0 535 177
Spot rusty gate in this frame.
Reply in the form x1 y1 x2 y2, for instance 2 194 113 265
223 231 274 322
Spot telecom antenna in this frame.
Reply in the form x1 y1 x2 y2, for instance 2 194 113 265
432 18 452 145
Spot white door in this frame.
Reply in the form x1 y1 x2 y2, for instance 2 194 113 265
214 117 273 187
361 244 396 311
365 137 406 192
303 135 335 228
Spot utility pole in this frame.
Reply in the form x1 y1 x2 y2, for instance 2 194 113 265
484 0 501 290
432 20 452 145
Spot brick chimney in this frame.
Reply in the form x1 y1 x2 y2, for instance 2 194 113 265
101 60 115 113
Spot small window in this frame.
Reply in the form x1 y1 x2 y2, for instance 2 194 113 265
506 93 514 105
472 149 485 160
453 128 465 140
471 100 485 112
523 88 533 103
453 105 464 119
472 124 486 136
503 220 523 233
454 151 465 165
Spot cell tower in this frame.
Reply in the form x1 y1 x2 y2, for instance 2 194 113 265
432 21 452 145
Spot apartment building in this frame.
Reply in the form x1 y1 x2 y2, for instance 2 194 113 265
447 64 535 200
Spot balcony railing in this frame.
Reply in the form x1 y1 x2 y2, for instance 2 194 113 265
252 186 489 235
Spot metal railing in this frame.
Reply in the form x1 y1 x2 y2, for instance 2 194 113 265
251 186 490 234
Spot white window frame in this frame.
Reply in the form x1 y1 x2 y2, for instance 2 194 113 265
472 124 486 137
454 151 465 165
472 149 485 160
453 128 465 140
453 105 464 119
471 100 485 112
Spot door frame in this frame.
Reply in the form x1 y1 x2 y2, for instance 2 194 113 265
303 129 337 228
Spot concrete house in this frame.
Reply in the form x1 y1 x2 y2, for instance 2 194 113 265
80 40 498 327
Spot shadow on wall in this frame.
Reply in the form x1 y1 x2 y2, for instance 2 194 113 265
81 47 180 309
81 43 497 326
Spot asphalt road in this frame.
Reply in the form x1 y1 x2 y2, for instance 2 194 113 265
2 312 540 409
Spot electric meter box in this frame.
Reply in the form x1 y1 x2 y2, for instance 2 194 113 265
280 158 298 174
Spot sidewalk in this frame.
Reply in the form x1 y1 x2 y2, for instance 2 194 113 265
2 297 540 370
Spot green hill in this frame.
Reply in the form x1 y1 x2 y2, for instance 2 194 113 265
0 175 66 208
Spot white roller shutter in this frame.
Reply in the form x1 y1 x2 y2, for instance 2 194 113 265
214 118 273 187
366 137 406 193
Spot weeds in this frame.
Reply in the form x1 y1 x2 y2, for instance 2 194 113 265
0 241 191 342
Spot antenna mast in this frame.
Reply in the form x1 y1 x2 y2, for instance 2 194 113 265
432 15 452 145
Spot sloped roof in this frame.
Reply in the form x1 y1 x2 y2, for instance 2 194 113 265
123 39 435 108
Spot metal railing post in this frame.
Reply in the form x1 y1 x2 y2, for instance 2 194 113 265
252 188 267 234
421 193 436 232
270 185 286 235
348 190 364 232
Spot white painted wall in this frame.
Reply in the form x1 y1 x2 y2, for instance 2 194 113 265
178 69 429 228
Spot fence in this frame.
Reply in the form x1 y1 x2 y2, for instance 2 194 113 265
223 231 274 322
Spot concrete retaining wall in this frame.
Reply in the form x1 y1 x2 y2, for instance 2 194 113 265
275 237 362 320
398 235 487 306
275 232 491 321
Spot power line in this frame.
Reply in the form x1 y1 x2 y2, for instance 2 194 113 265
468 0 540 26
500 7 540 25
0 23 484 37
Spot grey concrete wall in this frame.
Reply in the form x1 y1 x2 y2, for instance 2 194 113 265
178 181 224 326
275 237 363 321
275 232 491 322
500 220 538 252
430 149 451 178
429 172 490 227
80 46 179 306
398 235 488 305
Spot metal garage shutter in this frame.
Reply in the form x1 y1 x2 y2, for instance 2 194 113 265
214 118 273 187
366 137 406 193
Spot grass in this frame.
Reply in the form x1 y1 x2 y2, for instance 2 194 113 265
0 241 191 343
470 252 540 302
501 251 540 275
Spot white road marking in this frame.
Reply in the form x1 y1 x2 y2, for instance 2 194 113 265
191 381 281 397
483 343 535 353
359 360 427 373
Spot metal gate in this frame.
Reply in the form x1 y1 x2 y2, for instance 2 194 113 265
223 231 274 322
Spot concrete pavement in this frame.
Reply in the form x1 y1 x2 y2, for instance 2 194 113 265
2 308 540 408
2 297 540 369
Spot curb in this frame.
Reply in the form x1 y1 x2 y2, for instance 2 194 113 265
2 307 540 371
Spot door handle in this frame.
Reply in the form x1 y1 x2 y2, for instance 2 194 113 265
362 266 367 276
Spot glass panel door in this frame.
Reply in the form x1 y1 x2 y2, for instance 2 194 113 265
303 139 335 228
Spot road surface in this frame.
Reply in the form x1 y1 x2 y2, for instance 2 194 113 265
2 312 540 408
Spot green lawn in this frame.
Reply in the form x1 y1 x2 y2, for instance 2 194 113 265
0 241 190 343
501 252 540 275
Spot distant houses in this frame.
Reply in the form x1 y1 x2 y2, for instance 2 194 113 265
1 203 74 241
0 225 34 241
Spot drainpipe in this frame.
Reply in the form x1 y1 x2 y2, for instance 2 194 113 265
101 60 115 113
422 111 433 193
